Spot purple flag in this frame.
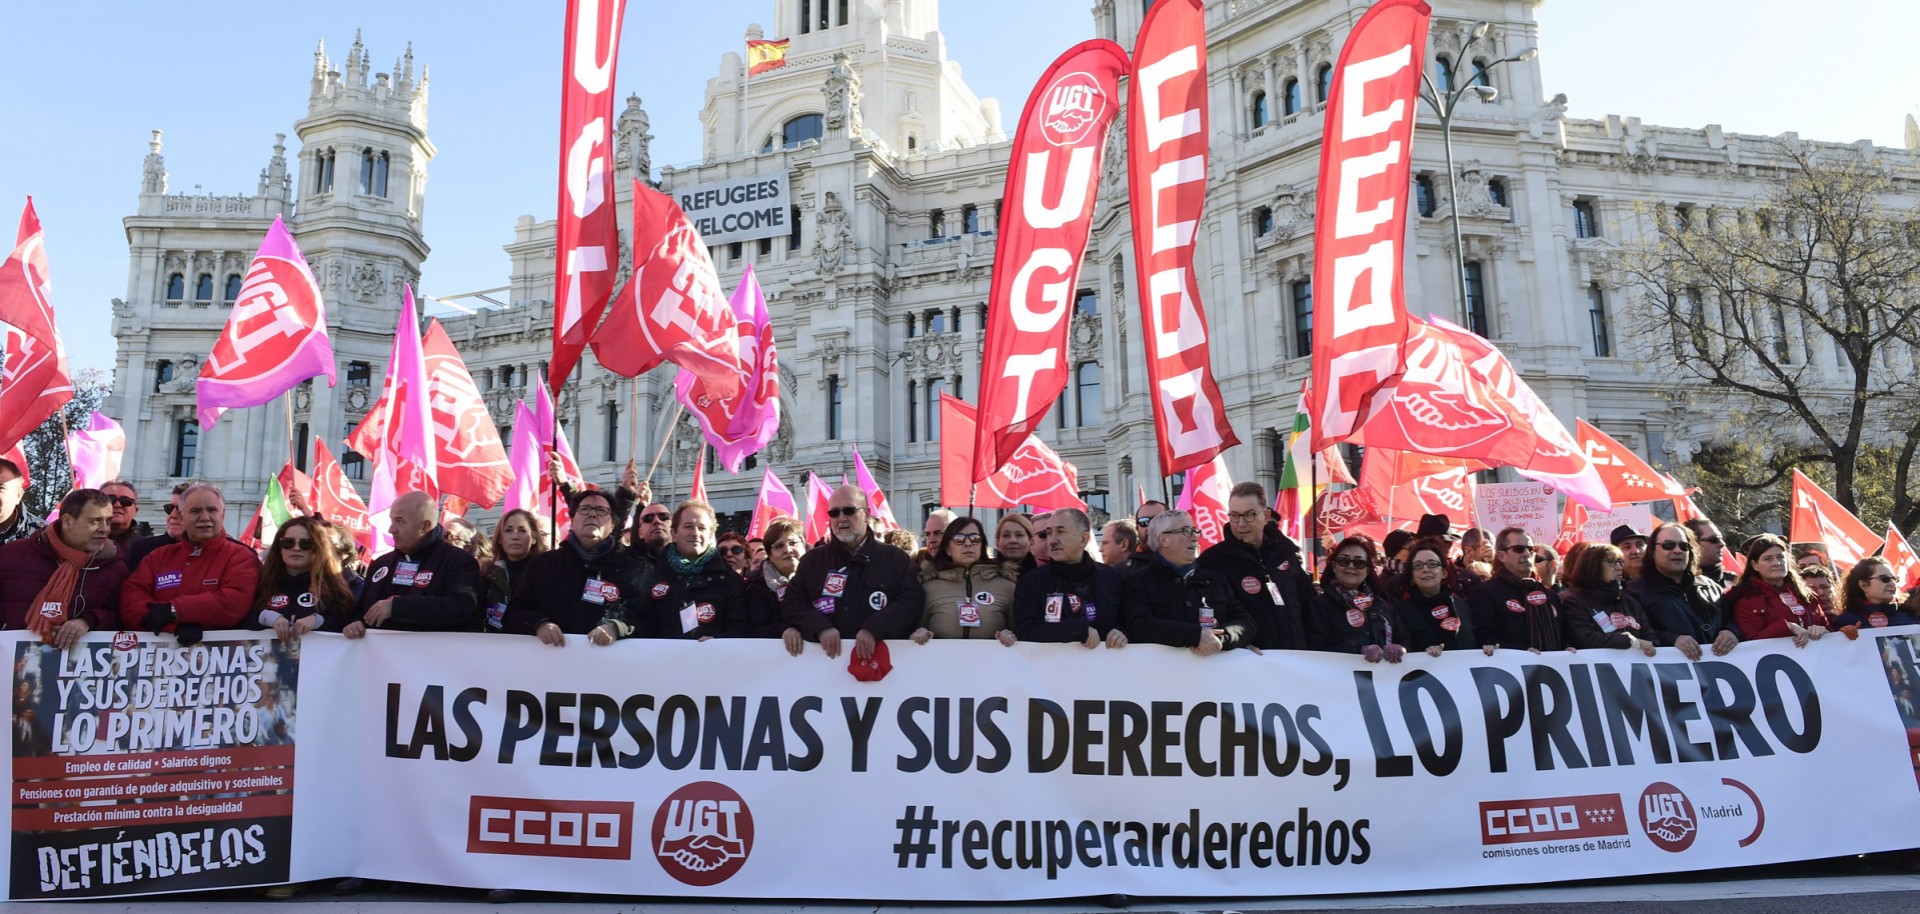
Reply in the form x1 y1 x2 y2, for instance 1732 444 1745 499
66 411 124 490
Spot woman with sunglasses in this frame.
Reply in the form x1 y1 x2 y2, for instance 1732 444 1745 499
1726 533 1828 648
1559 543 1658 656
1832 558 1916 631
1308 534 1405 661
913 516 1018 645
249 516 358 639
994 514 1037 572
479 509 548 632
717 532 753 577
1393 537 1482 657
748 517 808 648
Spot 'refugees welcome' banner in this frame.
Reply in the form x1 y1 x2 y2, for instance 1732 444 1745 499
11 629 1920 900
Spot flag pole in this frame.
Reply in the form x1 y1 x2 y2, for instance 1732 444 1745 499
644 398 686 485
57 407 74 491
549 384 560 535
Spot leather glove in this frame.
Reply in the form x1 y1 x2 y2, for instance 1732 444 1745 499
142 602 177 634
174 623 204 648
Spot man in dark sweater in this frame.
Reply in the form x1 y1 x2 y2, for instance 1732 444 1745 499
1197 482 1313 651
779 486 922 659
1012 508 1127 647
1124 511 1254 654
345 491 482 636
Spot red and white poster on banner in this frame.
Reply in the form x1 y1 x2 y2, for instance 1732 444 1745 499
1127 0 1238 476
548 0 629 393
1306 0 1430 450
972 39 1129 480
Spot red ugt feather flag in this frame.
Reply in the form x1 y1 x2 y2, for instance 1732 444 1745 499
549 0 629 393
311 438 373 552
0 198 72 452
1788 469 1881 569
196 215 336 428
421 320 512 507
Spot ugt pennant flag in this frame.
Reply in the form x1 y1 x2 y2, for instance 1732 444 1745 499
422 320 512 507
1127 0 1237 476
939 395 1085 511
65 411 125 490
0 198 73 453
312 438 373 552
1789 469 1881 569
548 0 630 393
1307 0 1429 450
748 467 798 539
593 183 742 393
1175 456 1231 552
675 265 781 473
196 215 336 428
972 39 1129 481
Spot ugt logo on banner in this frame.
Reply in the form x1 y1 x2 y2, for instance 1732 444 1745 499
652 782 753 886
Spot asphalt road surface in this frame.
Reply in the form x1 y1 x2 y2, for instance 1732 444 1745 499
8 855 1919 912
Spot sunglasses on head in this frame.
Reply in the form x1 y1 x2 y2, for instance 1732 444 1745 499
280 538 315 550
1331 556 1370 569
826 507 862 518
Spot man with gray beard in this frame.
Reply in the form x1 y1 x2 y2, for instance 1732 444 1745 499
780 486 923 660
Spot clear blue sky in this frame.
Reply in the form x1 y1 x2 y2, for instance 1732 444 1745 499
2 0 1914 374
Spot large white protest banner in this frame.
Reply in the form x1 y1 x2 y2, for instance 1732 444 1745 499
10 629 1920 900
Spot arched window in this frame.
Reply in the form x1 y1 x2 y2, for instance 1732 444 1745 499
374 152 390 197
360 148 375 194
781 113 824 148
1283 78 1301 116
1315 65 1333 104
1488 177 1508 207
1076 363 1103 426
1415 175 1436 218
1253 206 1274 237
1250 91 1269 129
1434 55 1455 93
1471 57 1492 89
173 421 198 477
194 273 214 302
223 273 243 303
165 273 184 301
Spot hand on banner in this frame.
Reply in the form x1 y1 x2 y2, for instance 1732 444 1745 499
1711 630 1739 656
272 616 321 641
1785 623 1826 649
996 629 1017 648
589 623 617 646
1426 644 1445 659
1383 643 1406 664
1626 634 1656 658
818 628 842 659
1481 644 1499 657
1105 629 1128 650
52 618 89 652
541 622 570 646
911 628 932 645
343 621 366 639
142 602 177 634
363 598 395 627
1361 644 1383 664
782 626 804 656
1081 629 1100 650
1840 624 1861 641
1194 628 1224 657
854 629 878 661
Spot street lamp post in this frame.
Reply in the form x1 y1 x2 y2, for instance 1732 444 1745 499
1418 22 1536 332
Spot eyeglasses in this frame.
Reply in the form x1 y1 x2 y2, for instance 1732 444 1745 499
1034 530 1052 540
1227 510 1263 523
1503 545 1535 555
948 533 983 545
573 506 613 519
279 538 315 550
163 504 180 516
720 545 746 556
1602 558 1625 567
1872 574 1899 584
826 507 862 518
1655 540 1692 552
640 512 671 524
109 496 137 509
1331 556 1370 569
1409 560 1445 572
1166 527 1199 538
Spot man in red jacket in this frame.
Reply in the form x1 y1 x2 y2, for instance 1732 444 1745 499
0 488 127 649
120 483 259 646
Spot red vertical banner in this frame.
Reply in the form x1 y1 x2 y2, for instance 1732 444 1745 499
1127 0 1238 477
972 40 1130 480
1306 0 1430 449
548 0 629 394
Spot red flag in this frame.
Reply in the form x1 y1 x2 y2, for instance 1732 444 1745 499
0 324 70 453
422 320 512 507
1357 448 1480 528
1 443 28 488
195 215 336 428
1127 0 1237 475
690 444 709 504
549 0 630 393
1349 318 1540 468
312 438 373 552
1314 487 1381 535
675 265 781 473
1884 524 1919 591
1788 469 1882 569
0 198 72 453
1576 420 1684 505
1307 0 1430 450
972 39 1129 480
1553 498 1590 555
1176 456 1231 551
591 182 742 394
804 472 833 545
749 467 798 539
1671 493 1704 524
940 395 1086 511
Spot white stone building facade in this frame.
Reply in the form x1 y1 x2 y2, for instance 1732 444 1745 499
109 0 1920 536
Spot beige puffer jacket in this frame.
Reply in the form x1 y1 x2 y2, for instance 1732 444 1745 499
918 560 1018 640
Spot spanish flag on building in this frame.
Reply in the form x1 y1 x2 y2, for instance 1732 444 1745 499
747 39 790 76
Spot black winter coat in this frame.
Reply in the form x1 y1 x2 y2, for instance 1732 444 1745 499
1393 585 1476 652
1121 558 1253 650
1627 570 1733 646
1560 584 1660 649
1469 576 1565 651
1011 554 1124 643
744 565 795 638
248 571 356 633
780 533 924 641
623 550 748 640
352 528 483 632
1830 604 1919 630
507 539 655 636
1309 587 1406 654
1197 525 1314 650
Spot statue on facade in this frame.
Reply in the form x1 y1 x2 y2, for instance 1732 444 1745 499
142 130 167 195
815 192 853 274
823 52 863 138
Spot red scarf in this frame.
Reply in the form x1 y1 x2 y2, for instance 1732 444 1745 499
26 531 95 643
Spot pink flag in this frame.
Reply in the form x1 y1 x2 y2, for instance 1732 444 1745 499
503 399 542 516
196 215 336 428
851 446 898 533
387 286 438 497
804 473 833 545
66 412 125 490
1175 455 1232 552
675 266 782 473
514 383 583 534
749 467 797 538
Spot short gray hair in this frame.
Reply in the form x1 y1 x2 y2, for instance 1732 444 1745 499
178 482 225 507
1049 508 1090 534
926 508 956 526
1146 510 1194 550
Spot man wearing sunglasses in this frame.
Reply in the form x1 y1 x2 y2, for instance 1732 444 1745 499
779 486 922 661
1196 482 1313 651
631 501 673 556
1628 522 1737 661
0 453 46 549
100 480 141 554
1466 527 1566 652
125 482 193 571
1683 518 1737 589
